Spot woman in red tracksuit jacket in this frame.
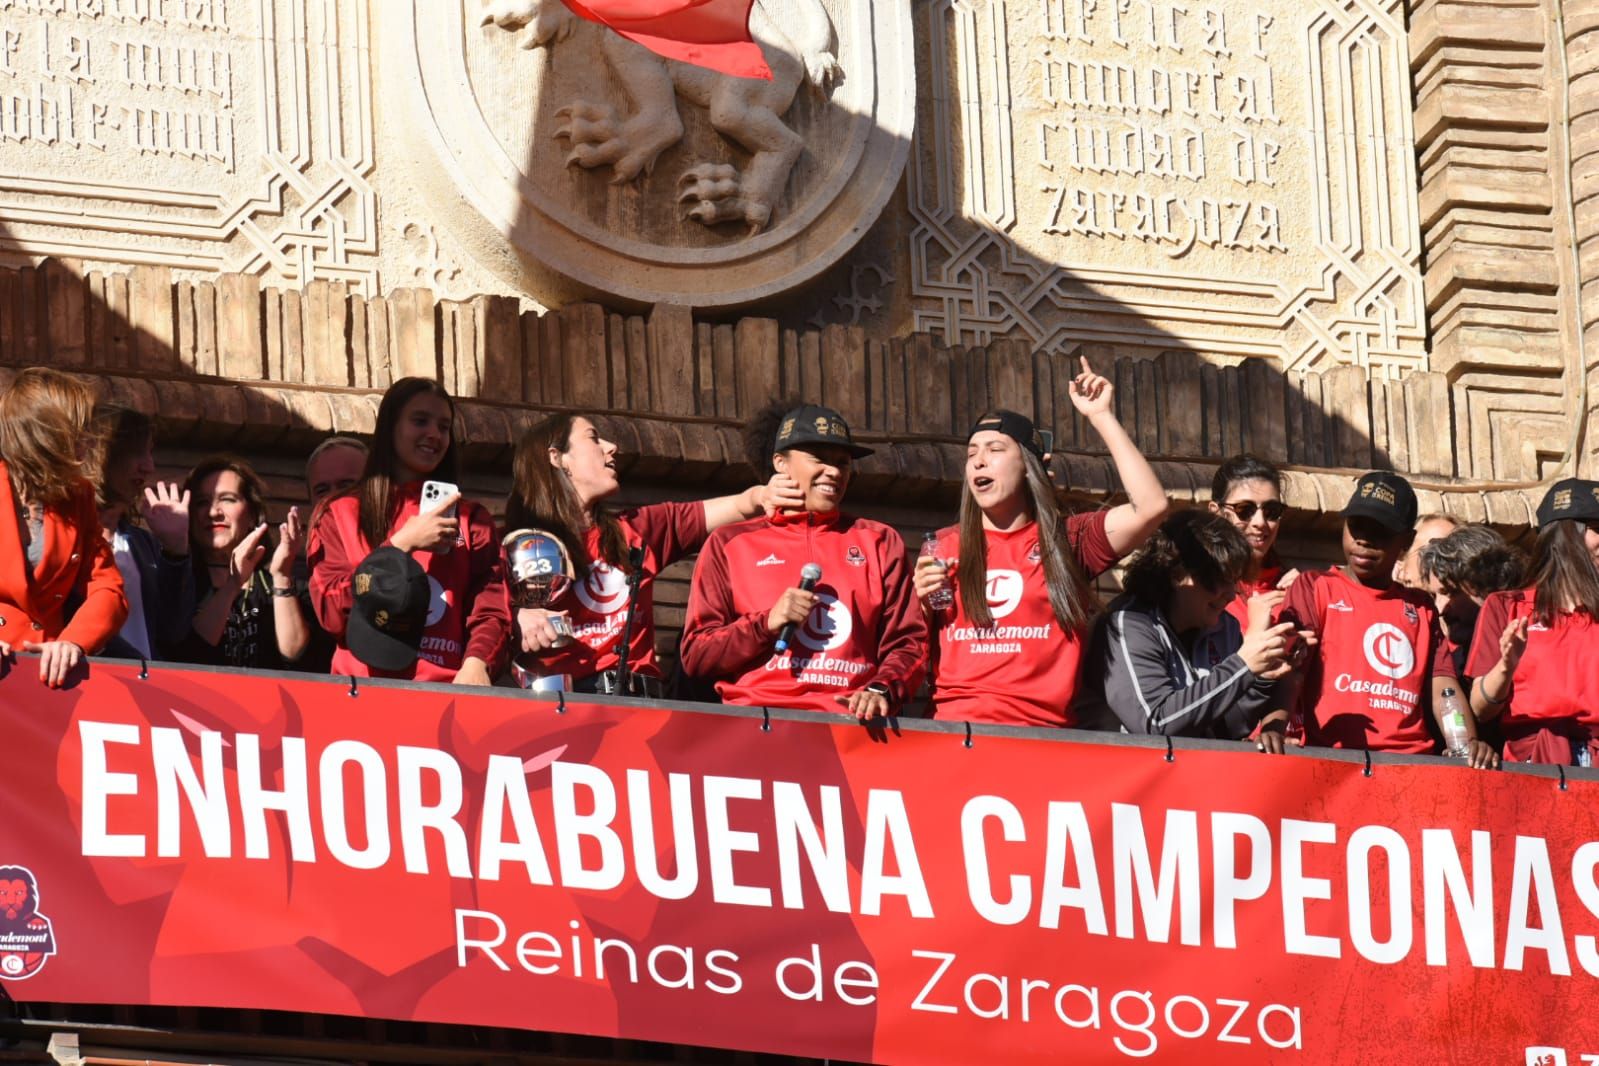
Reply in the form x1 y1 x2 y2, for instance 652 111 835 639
307 377 509 685
679 403 926 720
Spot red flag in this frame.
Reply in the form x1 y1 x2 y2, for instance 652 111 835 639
561 0 771 79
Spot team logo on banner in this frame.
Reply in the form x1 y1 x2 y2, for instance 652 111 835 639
573 563 629 614
0 865 56 980
794 594 851 651
985 570 1024 619
1362 623 1415 680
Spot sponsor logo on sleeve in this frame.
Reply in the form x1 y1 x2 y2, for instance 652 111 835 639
0 865 56 980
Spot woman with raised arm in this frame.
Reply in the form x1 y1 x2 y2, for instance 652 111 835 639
679 402 925 720
0 368 127 687
912 357 1168 726
1207 453 1300 630
174 456 310 670
307 377 509 685
504 412 802 696
1466 479 1599 764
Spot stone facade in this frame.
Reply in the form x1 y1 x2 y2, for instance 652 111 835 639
0 0 1590 505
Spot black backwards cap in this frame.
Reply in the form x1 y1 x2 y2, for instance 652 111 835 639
773 404 874 458
1536 478 1599 528
968 409 1052 460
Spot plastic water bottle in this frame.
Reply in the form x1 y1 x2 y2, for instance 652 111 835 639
1438 686 1471 758
921 531 954 611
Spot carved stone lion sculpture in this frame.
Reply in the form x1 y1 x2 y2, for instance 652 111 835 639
481 0 840 234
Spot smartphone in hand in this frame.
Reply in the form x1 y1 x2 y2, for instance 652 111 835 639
420 480 462 551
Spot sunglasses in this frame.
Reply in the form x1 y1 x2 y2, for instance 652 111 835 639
1224 500 1286 523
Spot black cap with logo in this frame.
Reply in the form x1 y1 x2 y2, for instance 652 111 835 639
773 404 874 459
1536 477 1599 528
1342 471 1418 536
347 546 431 673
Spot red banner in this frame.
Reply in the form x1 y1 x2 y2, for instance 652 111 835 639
3 661 1599 1063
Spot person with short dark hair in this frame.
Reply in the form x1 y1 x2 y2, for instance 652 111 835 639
1075 510 1299 740
91 404 195 661
307 378 509 684
912 358 1168 726
1279 472 1488 762
1467 479 1599 764
175 456 310 670
1209 454 1299 629
679 402 925 720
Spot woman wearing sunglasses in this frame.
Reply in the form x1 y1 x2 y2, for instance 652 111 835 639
1208 454 1298 630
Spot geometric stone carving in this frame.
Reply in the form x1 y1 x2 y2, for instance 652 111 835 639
907 0 1428 376
0 0 379 294
382 0 915 307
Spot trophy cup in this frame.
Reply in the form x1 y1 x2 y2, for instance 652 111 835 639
503 528 576 692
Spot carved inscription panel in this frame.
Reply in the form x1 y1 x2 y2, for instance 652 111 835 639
908 0 1426 373
0 0 379 291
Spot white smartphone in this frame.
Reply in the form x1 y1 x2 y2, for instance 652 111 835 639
420 480 459 518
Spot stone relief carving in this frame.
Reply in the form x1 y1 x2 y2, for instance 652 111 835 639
385 0 914 306
906 0 1427 375
482 0 841 235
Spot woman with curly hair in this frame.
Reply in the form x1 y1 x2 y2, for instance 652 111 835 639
0 368 127 686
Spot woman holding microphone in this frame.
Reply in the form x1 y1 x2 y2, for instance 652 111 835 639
679 403 925 719
914 358 1168 726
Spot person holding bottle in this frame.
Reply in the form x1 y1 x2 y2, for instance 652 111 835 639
912 357 1169 727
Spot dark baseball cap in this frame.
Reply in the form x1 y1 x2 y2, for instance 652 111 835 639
1342 471 1418 535
1536 477 1599 528
773 404 874 458
346 547 431 673
968 409 1052 459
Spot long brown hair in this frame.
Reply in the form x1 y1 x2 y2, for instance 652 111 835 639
1529 519 1599 622
0 368 96 507
956 426 1096 632
90 405 154 510
359 378 458 550
506 412 628 576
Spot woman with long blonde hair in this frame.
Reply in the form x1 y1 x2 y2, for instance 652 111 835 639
0 368 127 685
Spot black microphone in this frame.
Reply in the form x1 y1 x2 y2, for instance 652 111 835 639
774 562 823 652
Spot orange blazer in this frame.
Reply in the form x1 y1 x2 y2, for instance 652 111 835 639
0 461 128 652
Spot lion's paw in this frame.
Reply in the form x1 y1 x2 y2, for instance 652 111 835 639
677 163 772 233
